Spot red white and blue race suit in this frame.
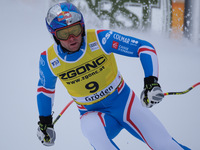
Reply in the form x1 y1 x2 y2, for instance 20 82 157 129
37 29 190 150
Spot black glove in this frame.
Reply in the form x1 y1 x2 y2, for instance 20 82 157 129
37 115 56 146
140 76 164 108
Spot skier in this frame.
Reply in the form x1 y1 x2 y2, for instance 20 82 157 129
37 2 190 150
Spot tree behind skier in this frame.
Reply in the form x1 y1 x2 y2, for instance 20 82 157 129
36 2 190 150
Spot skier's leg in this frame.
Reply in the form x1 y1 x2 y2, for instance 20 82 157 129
80 111 122 150
122 91 190 150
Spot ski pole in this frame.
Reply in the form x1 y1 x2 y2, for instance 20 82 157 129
53 100 74 125
164 82 200 96
52 82 200 125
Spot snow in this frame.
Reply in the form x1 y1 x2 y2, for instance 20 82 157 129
0 0 199 149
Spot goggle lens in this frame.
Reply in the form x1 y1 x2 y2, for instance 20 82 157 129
56 23 83 40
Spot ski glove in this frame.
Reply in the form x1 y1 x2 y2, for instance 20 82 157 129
37 115 56 146
140 76 164 108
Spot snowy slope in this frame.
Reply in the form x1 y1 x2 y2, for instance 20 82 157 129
0 0 199 150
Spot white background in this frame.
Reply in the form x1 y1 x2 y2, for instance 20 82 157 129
0 0 199 149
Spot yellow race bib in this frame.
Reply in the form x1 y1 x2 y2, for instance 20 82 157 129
47 29 120 105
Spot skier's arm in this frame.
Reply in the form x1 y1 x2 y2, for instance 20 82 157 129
37 51 57 117
97 30 158 77
137 40 158 78
97 30 163 108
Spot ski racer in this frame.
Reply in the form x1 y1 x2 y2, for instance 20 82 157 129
36 2 190 150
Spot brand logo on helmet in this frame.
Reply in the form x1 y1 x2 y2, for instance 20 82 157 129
58 11 72 22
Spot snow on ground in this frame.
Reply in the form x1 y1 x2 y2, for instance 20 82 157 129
0 0 199 149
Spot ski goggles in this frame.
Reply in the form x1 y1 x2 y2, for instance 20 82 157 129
55 22 83 41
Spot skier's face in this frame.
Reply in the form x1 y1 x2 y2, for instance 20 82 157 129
59 35 82 52
55 23 83 52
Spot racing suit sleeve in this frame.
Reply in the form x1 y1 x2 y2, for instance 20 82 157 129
37 51 57 117
97 30 158 78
